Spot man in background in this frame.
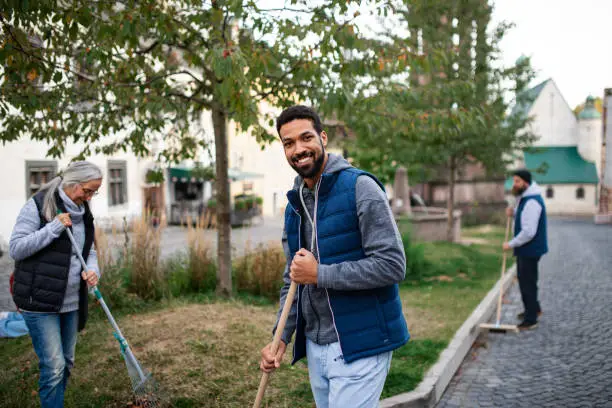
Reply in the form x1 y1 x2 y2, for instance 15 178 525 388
504 169 548 331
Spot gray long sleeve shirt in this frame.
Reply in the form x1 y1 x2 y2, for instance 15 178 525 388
9 188 99 313
274 154 406 346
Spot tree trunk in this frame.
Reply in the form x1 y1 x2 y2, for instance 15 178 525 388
212 107 232 297
446 157 456 242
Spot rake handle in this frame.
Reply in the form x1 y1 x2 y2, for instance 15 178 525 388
64 223 147 383
495 215 512 325
253 281 297 408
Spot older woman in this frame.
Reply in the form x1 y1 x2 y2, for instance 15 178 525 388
10 161 103 408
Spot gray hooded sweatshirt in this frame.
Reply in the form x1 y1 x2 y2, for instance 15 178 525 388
274 153 406 346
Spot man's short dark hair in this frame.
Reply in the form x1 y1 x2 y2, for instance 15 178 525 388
276 105 323 137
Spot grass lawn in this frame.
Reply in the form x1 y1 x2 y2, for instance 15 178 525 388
0 225 509 407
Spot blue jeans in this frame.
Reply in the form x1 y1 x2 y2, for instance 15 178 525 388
306 339 392 408
22 311 79 408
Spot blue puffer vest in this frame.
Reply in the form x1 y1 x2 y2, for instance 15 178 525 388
285 168 410 364
513 194 548 258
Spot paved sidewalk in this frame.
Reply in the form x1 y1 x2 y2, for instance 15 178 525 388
437 217 612 408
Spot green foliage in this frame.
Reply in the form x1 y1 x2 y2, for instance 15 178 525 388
335 1 537 187
234 198 247 211
187 236 217 293
1 1 399 159
191 164 215 181
234 193 263 211
401 231 433 282
398 220 505 285
164 255 193 298
145 168 165 184
233 243 286 300
382 339 448 398
94 261 148 313
1 0 404 295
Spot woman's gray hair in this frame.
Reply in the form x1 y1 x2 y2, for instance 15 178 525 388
38 161 103 221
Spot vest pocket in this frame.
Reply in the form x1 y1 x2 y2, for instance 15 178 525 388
374 296 389 340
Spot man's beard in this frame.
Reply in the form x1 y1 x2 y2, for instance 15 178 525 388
512 185 527 196
291 146 326 179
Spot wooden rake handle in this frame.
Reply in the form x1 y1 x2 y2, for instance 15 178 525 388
253 281 298 408
495 216 512 324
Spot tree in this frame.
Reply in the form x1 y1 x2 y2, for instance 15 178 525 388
335 0 537 241
1 0 399 295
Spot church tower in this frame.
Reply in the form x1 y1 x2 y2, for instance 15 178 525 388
577 95 603 172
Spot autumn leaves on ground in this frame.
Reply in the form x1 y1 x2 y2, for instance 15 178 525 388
0 224 507 407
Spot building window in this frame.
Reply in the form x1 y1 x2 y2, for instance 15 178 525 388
576 187 585 200
546 186 554 199
25 160 57 199
108 160 127 206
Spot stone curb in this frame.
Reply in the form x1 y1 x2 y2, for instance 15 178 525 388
380 265 517 408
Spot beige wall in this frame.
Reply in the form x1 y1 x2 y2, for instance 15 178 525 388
432 181 506 205
228 119 295 218
509 184 598 215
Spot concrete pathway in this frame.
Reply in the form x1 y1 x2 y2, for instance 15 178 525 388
437 217 612 408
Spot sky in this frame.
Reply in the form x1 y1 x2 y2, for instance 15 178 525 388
491 0 612 109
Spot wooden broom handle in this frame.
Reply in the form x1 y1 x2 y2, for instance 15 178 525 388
496 216 512 324
253 281 297 408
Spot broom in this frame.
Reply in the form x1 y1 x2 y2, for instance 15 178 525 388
479 215 519 334
64 222 167 407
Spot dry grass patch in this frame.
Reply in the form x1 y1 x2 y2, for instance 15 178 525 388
0 301 313 408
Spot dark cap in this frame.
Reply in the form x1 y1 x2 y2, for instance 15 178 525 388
513 169 532 184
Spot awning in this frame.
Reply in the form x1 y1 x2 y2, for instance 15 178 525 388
168 167 193 181
228 168 264 181
168 166 263 182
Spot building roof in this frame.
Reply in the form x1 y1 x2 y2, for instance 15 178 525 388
577 95 602 120
505 146 599 189
510 78 551 119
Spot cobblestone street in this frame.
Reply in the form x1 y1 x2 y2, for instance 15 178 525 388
438 217 612 408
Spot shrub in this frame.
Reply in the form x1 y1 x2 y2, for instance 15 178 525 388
233 242 286 300
234 199 247 211
186 216 217 292
127 215 165 300
93 223 146 311
402 231 433 282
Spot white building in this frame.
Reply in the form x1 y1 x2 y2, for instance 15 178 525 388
508 78 601 215
0 138 147 243
0 111 298 247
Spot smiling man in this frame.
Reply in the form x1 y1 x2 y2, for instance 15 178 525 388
259 105 410 407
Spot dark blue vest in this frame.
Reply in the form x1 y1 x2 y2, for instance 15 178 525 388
514 194 548 258
285 168 410 364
